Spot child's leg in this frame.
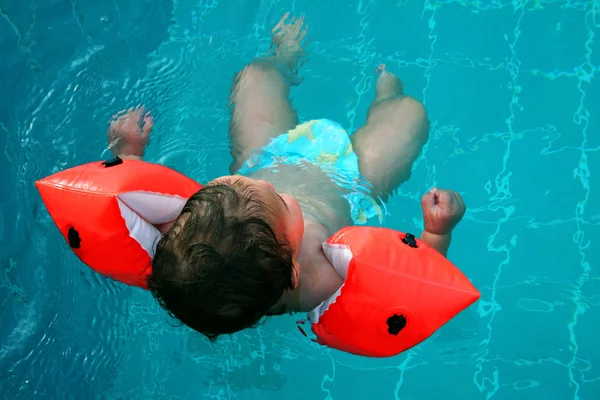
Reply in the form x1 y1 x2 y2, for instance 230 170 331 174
228 13 308 174
351 65 430 201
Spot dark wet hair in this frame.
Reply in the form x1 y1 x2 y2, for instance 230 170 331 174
147 180 295 340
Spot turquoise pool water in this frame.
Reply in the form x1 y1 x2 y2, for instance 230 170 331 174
1 0 599 399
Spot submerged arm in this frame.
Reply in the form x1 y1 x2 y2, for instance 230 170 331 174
106 107 172 232
107 106 153 161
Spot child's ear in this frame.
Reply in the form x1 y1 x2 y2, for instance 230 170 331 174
291 261 301 288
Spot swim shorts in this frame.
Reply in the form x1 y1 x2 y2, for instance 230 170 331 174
236 119 384 224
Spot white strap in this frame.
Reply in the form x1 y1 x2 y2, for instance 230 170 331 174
306 242 354 323
118 191 187 224
117 198 161 258
321 242 352 279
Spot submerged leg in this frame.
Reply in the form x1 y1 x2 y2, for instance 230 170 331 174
228 13 309 173
351 65 430 200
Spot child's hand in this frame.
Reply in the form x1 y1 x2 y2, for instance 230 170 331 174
107 106 153 159
421 188 466 235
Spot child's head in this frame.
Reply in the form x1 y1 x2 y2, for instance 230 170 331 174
148 176 305 339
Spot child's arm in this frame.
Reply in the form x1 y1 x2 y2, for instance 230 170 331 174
106 107 176 233
419 188 466 257
106 106 173 232
107 106 153 160
420 231 451 257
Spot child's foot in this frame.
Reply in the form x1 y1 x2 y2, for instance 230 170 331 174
374 64 404 103
270 13 309 77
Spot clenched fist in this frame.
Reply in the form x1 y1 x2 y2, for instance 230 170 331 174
421 188 466 235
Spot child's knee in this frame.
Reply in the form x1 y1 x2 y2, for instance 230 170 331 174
397 96 427 119
239 59 289 87
370 96 429 142
373 96 426 119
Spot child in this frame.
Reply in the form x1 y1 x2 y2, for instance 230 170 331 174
107 14 466 339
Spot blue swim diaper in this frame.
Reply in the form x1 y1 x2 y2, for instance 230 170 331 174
236 119 384 224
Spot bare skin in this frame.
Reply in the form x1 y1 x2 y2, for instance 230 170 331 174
227 14 352 310
351 64 430 202
108 14 465 315
224 15 436 312
107 106 153 161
